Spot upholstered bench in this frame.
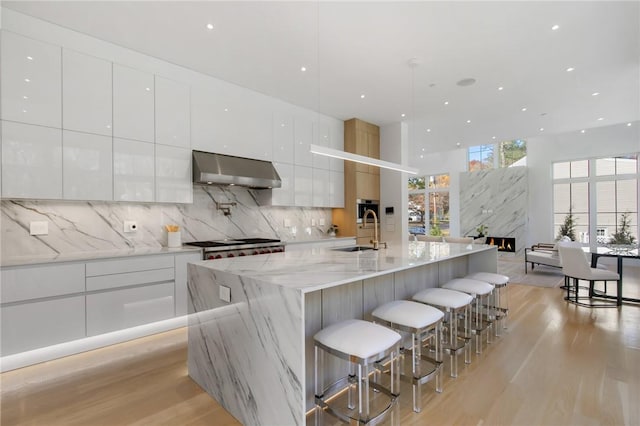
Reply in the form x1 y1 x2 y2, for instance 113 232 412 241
524 243 562 273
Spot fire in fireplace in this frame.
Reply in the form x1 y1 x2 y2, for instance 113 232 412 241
487 236 516 252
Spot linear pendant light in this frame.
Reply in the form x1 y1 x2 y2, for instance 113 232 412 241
310 144 419 174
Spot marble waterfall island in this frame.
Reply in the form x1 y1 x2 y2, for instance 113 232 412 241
187 242 497 425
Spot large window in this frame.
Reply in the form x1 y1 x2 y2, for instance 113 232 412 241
552 154 638 247
408 174 450 236
468 140 526 171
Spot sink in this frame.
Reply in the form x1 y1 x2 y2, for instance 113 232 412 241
332 245 375 252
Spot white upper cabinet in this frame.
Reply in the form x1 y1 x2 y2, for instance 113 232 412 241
63 130 113 200
155 144 192 203
1 121 62 199
330 171 345 208
273 108 294 164
312 168 330 207
155 76 190 148
312 121 331 170
294 115 313 167
62 49 112 136
113 64 154 143
330 119 345 173
294 165 313 207
1 31 61 128
271 162 294 206
113 138 154 202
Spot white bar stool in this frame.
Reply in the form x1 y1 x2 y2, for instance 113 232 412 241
412 288 473 377
441 278 494 354
314 319 401 424
466 272 510 336
371 300 444 413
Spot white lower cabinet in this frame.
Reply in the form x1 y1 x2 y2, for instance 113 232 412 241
1 296 85 356
86 282 175 336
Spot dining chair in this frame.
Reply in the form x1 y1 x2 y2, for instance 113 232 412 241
558 245 620 307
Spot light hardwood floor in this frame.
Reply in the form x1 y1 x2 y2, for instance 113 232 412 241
2 275 639 425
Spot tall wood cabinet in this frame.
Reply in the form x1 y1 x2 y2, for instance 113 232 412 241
333 118 380 244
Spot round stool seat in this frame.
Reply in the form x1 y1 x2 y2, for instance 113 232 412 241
466 272 509 287
413 288 473 309
314 319 401 360
372 300 444 329
442 278 493 296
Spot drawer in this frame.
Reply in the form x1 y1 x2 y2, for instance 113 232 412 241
1 263 85 304
1 295 85 356
86 254 174 276
86 282 175 336
86 268 174 292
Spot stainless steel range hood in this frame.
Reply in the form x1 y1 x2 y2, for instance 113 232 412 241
192 150 282 189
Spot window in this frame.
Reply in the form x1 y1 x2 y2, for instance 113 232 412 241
408 174 450 236
468 140 526 171
552 154 639 247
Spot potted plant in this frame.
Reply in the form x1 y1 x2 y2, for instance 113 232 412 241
476 224 488 237
609 212 636 246
557 212 576 241
327 224 339 237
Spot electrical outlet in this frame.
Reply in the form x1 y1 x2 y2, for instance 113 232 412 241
30 221 48 236
219 285 231 303
311 218 317 226
123 221 138 233
284 218 292 228
319 218 326 226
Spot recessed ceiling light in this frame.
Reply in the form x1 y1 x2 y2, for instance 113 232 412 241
492 136 497 140
420 155 424 159
444 101 449 105
206 23 214 30
224 108 228 112
539 127 544 131
498 86 504 91
22 109 27 113
300 66 307 72
627 122 632 127
24 78 30 82
521 107 527 112
23 95 28 99
401 113 406 118
592 92 600 96
551 24 560 31
422 148 425 152
597 117 604 121
280 123 285 127
581 129 586 133
26 56 33 60
566 67 575 72
360 94 365 99
466 119 471 124
145 87 151 91
426 128 431 132
456 142 461 147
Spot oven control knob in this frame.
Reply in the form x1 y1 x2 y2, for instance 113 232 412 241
239 252 246 256
227 253 235 257
253 251 259 255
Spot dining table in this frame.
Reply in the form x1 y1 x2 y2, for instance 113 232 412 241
590 246 640 305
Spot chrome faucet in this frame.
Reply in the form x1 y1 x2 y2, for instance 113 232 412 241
363 209 380 250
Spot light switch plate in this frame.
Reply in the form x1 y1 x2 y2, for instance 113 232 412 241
319 218 325 226
30 221 48 236
311 219 316 226
219 285 231 303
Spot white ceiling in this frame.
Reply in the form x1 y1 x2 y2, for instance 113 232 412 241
4 1 639 156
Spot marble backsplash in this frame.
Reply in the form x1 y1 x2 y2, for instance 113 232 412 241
460 166 527 252
1 186 334 258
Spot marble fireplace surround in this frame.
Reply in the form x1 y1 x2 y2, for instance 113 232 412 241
460 166 528 253
1 186 333 259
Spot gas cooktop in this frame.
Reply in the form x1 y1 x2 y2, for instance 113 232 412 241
185 238 281 248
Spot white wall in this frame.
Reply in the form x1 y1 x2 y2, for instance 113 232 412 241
379 122 408 246
527 121 639 246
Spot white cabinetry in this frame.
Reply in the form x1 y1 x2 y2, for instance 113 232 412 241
62 49 112 136
294 115 313 167
330 171 345 208
113 138 155 202
1 31 61 128
85 254 175 336
312 121 331 170
1 121 62 199
63 130 113 200
155 145 192 203
113 64 154 143
273 110 295 164
0 262 85 356
155 76 190 148
271 162 295 206
294 165 313 207
313 168 330 207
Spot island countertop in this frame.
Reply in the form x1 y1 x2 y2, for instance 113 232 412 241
190 241 496 293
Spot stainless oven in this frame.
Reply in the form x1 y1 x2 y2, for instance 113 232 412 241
357 199 379 223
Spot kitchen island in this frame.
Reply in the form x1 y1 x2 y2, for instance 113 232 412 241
187 241 497 425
